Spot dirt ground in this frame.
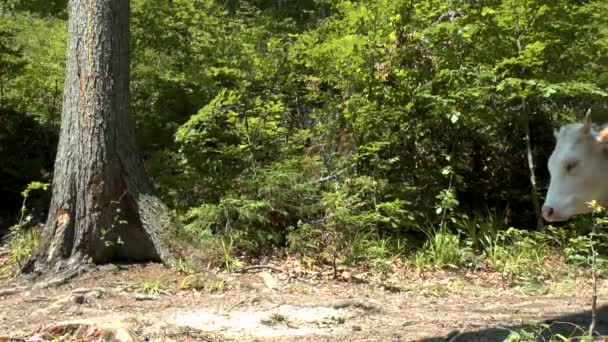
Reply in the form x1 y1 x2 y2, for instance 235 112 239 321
1 262 607 342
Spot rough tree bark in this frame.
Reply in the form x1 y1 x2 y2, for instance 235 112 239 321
22 0 189 275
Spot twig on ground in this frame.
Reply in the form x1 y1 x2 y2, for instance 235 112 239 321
70 287 106 295
23 295 50 303
240 265 284 274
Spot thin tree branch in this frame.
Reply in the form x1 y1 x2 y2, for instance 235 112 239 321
589 208 598 337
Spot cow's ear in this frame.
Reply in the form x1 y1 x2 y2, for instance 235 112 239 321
582 109 592 135
595 127 608 144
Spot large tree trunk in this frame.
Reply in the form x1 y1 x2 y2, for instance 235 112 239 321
23 0 188 274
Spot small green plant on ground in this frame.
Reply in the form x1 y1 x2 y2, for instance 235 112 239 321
261 313 288 326
214 236 242 271
175 257 198 275
340 231 406 279
412 225 474 270
139 277 167 295
180 273 228 292
454 211 504 252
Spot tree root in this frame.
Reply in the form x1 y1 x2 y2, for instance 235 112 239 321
332 299 385 313
0 286 28 297
32 265 86 291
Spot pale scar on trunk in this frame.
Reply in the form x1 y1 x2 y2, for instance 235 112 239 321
57 208 71 227
46 208 72 261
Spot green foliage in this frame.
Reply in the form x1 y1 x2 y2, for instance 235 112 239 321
2 0 67 17
504 321 590 342
0 11 66 123
138 277 167 295
183 157 322 252
151 0 608 271
564 232 608 274
0 30 26 107
99 206 127 248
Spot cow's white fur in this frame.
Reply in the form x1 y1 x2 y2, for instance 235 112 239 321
542 112 608 222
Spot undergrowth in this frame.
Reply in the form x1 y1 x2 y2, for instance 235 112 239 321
184 208 607 285
2 181 606 288
174 150 607 282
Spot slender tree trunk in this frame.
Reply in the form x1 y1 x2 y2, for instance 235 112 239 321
513 3 542 228
522 105 543 228
23 0 189 274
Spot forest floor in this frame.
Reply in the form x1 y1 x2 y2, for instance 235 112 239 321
1 261 607 342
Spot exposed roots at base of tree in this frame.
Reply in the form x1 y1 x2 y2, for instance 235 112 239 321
32 265 87 290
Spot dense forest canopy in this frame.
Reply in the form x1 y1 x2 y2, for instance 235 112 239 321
1 0 608 269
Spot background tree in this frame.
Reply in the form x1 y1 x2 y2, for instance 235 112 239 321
21 0 188 275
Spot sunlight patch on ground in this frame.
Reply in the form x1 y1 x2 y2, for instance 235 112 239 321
171 304 348 338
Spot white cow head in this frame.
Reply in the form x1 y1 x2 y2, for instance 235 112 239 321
542 111 608 222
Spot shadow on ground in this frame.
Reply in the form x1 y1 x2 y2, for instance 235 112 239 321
419 305 608 341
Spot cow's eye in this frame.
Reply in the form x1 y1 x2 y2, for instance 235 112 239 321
565 161 579 173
